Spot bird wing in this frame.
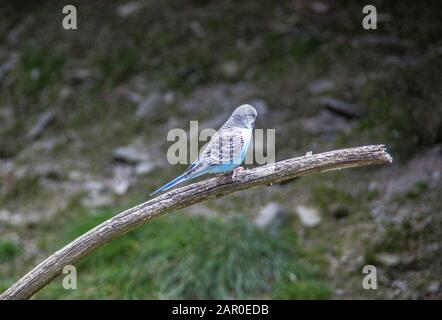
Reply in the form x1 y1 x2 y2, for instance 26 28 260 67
200 127 245 165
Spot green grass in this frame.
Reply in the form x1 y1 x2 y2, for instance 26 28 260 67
0 239 22 261
402 181 429 201
312 185 359 215
34 210 330 299
272 279 331 300
20 45 65 94
0 175 41 207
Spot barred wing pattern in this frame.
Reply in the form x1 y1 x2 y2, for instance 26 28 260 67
201 127 245 165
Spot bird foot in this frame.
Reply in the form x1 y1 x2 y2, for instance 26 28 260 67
232 166 245 180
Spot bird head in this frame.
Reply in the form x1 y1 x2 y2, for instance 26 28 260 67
229 104 257 129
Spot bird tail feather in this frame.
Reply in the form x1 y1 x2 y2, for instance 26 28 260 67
149 172 189 196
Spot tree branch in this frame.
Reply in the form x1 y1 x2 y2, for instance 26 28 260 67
0 144 392 300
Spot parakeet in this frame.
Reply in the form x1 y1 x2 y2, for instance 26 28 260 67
150 104 257 195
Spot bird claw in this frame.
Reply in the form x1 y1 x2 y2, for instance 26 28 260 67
232 166 245 180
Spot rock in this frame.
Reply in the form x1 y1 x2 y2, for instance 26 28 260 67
179 83 257 114
67 170 87 181
116 1 144 17
300 110 354 134
111 180 130 195
0 159 15 177
318 97 363 119
0 107 14 125
26 110 56 140
82 194 114 208
83 180 107 194
254 202 287 228
30 68 40 80
135 92 163 118
308 79 334 94
116 88 142 104
427 281 440 294
182 203 219 218
354 35 414 49
392 280 408 292
6 16 34 44
135 162 154 175
0 52 19 83
334 289 345 296
81 179 117 207
375 253 401 267
220 61 240 78
39 136 64 151
163 91 176 104
112 141 151 164
383 55 421 67
310 2 329 13
190 20 206 38
109 165 133 195
58 86 72 101
0 209 42 227
295 205 321 227
64 68 94 85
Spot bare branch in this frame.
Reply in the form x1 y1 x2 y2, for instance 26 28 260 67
0 145 392 300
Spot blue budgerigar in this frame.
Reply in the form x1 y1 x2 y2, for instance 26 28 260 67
150 104 257 195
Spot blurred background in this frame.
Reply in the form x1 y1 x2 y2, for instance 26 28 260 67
0 0 441 299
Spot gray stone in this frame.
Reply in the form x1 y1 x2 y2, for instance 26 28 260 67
0 209 42 227
116 1 144 17
109 165 133 195
135 92 163 118
319 97 362 119
26 110 56 140
301 110 354 134
0 159 15 177
295 205 321 227
6 16 34 44
30 68 40 80
308 79 334 94
427 281 440 294
190 20 206 38
65 68 94 85
0 52 19 83
113 141 150 164
220 61 240 78
83 180 107 194
375 253 401 267
82 194 114 208
111 180 130 195
310 2 329 13
163 91 176 104
135 162 155 175
254 202 286 228
392 279 408 292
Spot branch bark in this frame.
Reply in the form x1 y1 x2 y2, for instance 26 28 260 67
0 144 392 300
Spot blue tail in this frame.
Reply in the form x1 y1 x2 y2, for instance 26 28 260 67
149 173 190 196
